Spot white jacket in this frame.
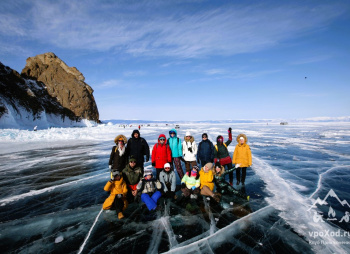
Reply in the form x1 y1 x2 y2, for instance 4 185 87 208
182 137 197 161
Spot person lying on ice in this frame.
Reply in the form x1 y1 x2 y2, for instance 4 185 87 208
181 165 200 199
213 162 249 201
199 163 221 202
102 170 128 219
159 163 177 199
136 168 162 211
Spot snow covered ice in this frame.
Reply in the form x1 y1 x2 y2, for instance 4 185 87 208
0 121 350 253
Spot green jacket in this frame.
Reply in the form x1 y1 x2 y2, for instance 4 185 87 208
214 139 231 159
213 167 247 200
122 164 142 185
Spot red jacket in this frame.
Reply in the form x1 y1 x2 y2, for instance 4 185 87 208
152 134 172 168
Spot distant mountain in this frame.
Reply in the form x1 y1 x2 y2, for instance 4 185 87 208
0 53 99 129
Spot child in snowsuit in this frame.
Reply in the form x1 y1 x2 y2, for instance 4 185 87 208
181 165 200 199
122 156 143 203
137 168 162 211
213 162 249 200
214 127 233 185
102 170 128 219
167 129 184 180
199 163 221 202
233 134 252 185
109 135 128 177
159 163 177 199
152 134 172 180
197 133 215 167
183 131 198 173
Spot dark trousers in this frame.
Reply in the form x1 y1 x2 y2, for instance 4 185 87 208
156 168 162 181
184 160 197 172
223 162 233 183
236 167 247 183
172 157 184 180
112 196 124 213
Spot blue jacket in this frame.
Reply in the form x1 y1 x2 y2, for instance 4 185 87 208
167 129 182 158
197 139 214 164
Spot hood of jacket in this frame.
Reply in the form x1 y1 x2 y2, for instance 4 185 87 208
131 129 141 138
214 165 225 177
114 134 128 144
169 128 178 138
158 134 167 143
184 135 195 142
216 135 224 144
236 133 248 144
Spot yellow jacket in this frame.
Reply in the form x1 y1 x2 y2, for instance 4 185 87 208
232 134 252 167
102 177 128 210
199 168 214 191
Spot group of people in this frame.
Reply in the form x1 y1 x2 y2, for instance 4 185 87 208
102 128 252 219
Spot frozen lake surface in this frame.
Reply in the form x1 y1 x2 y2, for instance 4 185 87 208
0 122 350 253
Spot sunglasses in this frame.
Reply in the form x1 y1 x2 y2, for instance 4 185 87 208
130 161 136 163
165 167 170 169
118 140 124 143
169 132 175 134
159 138 165 140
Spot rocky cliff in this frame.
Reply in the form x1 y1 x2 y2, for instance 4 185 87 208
21 52 99 122
0 53 99 128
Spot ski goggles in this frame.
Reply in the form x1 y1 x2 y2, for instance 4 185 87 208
159 137 165 140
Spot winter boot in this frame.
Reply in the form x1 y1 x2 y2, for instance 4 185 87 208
118 212 124 219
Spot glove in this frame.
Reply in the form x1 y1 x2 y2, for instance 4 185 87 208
152 162 155 167
181 183 186 189
109 165 112 169
228 127 232 133
191 186 196 190
117 194 123 198
188 147 193 153
235 164 241 168
228 128 232 141
156 181 162 189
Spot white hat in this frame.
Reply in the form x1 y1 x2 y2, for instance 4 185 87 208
186 131 191 136
143 168 153 177
164 163 171 169
239 137 245 140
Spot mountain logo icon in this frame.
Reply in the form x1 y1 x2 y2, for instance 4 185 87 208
308 189 350 223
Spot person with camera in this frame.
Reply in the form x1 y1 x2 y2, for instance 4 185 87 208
182 131 198 173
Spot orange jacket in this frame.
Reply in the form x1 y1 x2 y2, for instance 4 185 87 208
102 177 128 210
232 134 252 167
199 168 214 191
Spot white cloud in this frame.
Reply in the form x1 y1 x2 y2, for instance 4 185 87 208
1 1 347 59
97 79 125 88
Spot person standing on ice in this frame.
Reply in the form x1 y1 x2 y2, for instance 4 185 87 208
197 133 215 167
151 134 172 180
183 131 198 173
102 170 128 219
137 168 162 211
122 156 143 203
232 134 252 185
126 130 150 173
214 127 234 185
109 135 128 173
167 128 184 180
159 163 177 199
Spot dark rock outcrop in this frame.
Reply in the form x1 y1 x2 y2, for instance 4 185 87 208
21 52 99 122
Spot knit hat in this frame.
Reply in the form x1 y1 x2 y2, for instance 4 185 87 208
192 165 199 171
164 163 171 169
202 133 208 138
144 168 153 177
112 170 121 177
129 155 137 163
204 162 213 170
186 131 191 137
215 162 221 168
240 137 245 140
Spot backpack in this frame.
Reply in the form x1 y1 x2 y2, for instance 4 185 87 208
167 137 180 146
214 143 227 151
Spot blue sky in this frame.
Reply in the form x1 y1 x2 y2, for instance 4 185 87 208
1 0 349 121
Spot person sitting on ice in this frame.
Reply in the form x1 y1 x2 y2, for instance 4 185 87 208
136 168 162 211
102 170 128 219
159 163 177 199
181 165 200 199
199 163 221 202
213 162 249 200
122 156 143 203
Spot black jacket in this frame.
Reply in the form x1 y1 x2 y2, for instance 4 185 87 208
197 139 214 164
109 146 128 170
126 130 150 166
